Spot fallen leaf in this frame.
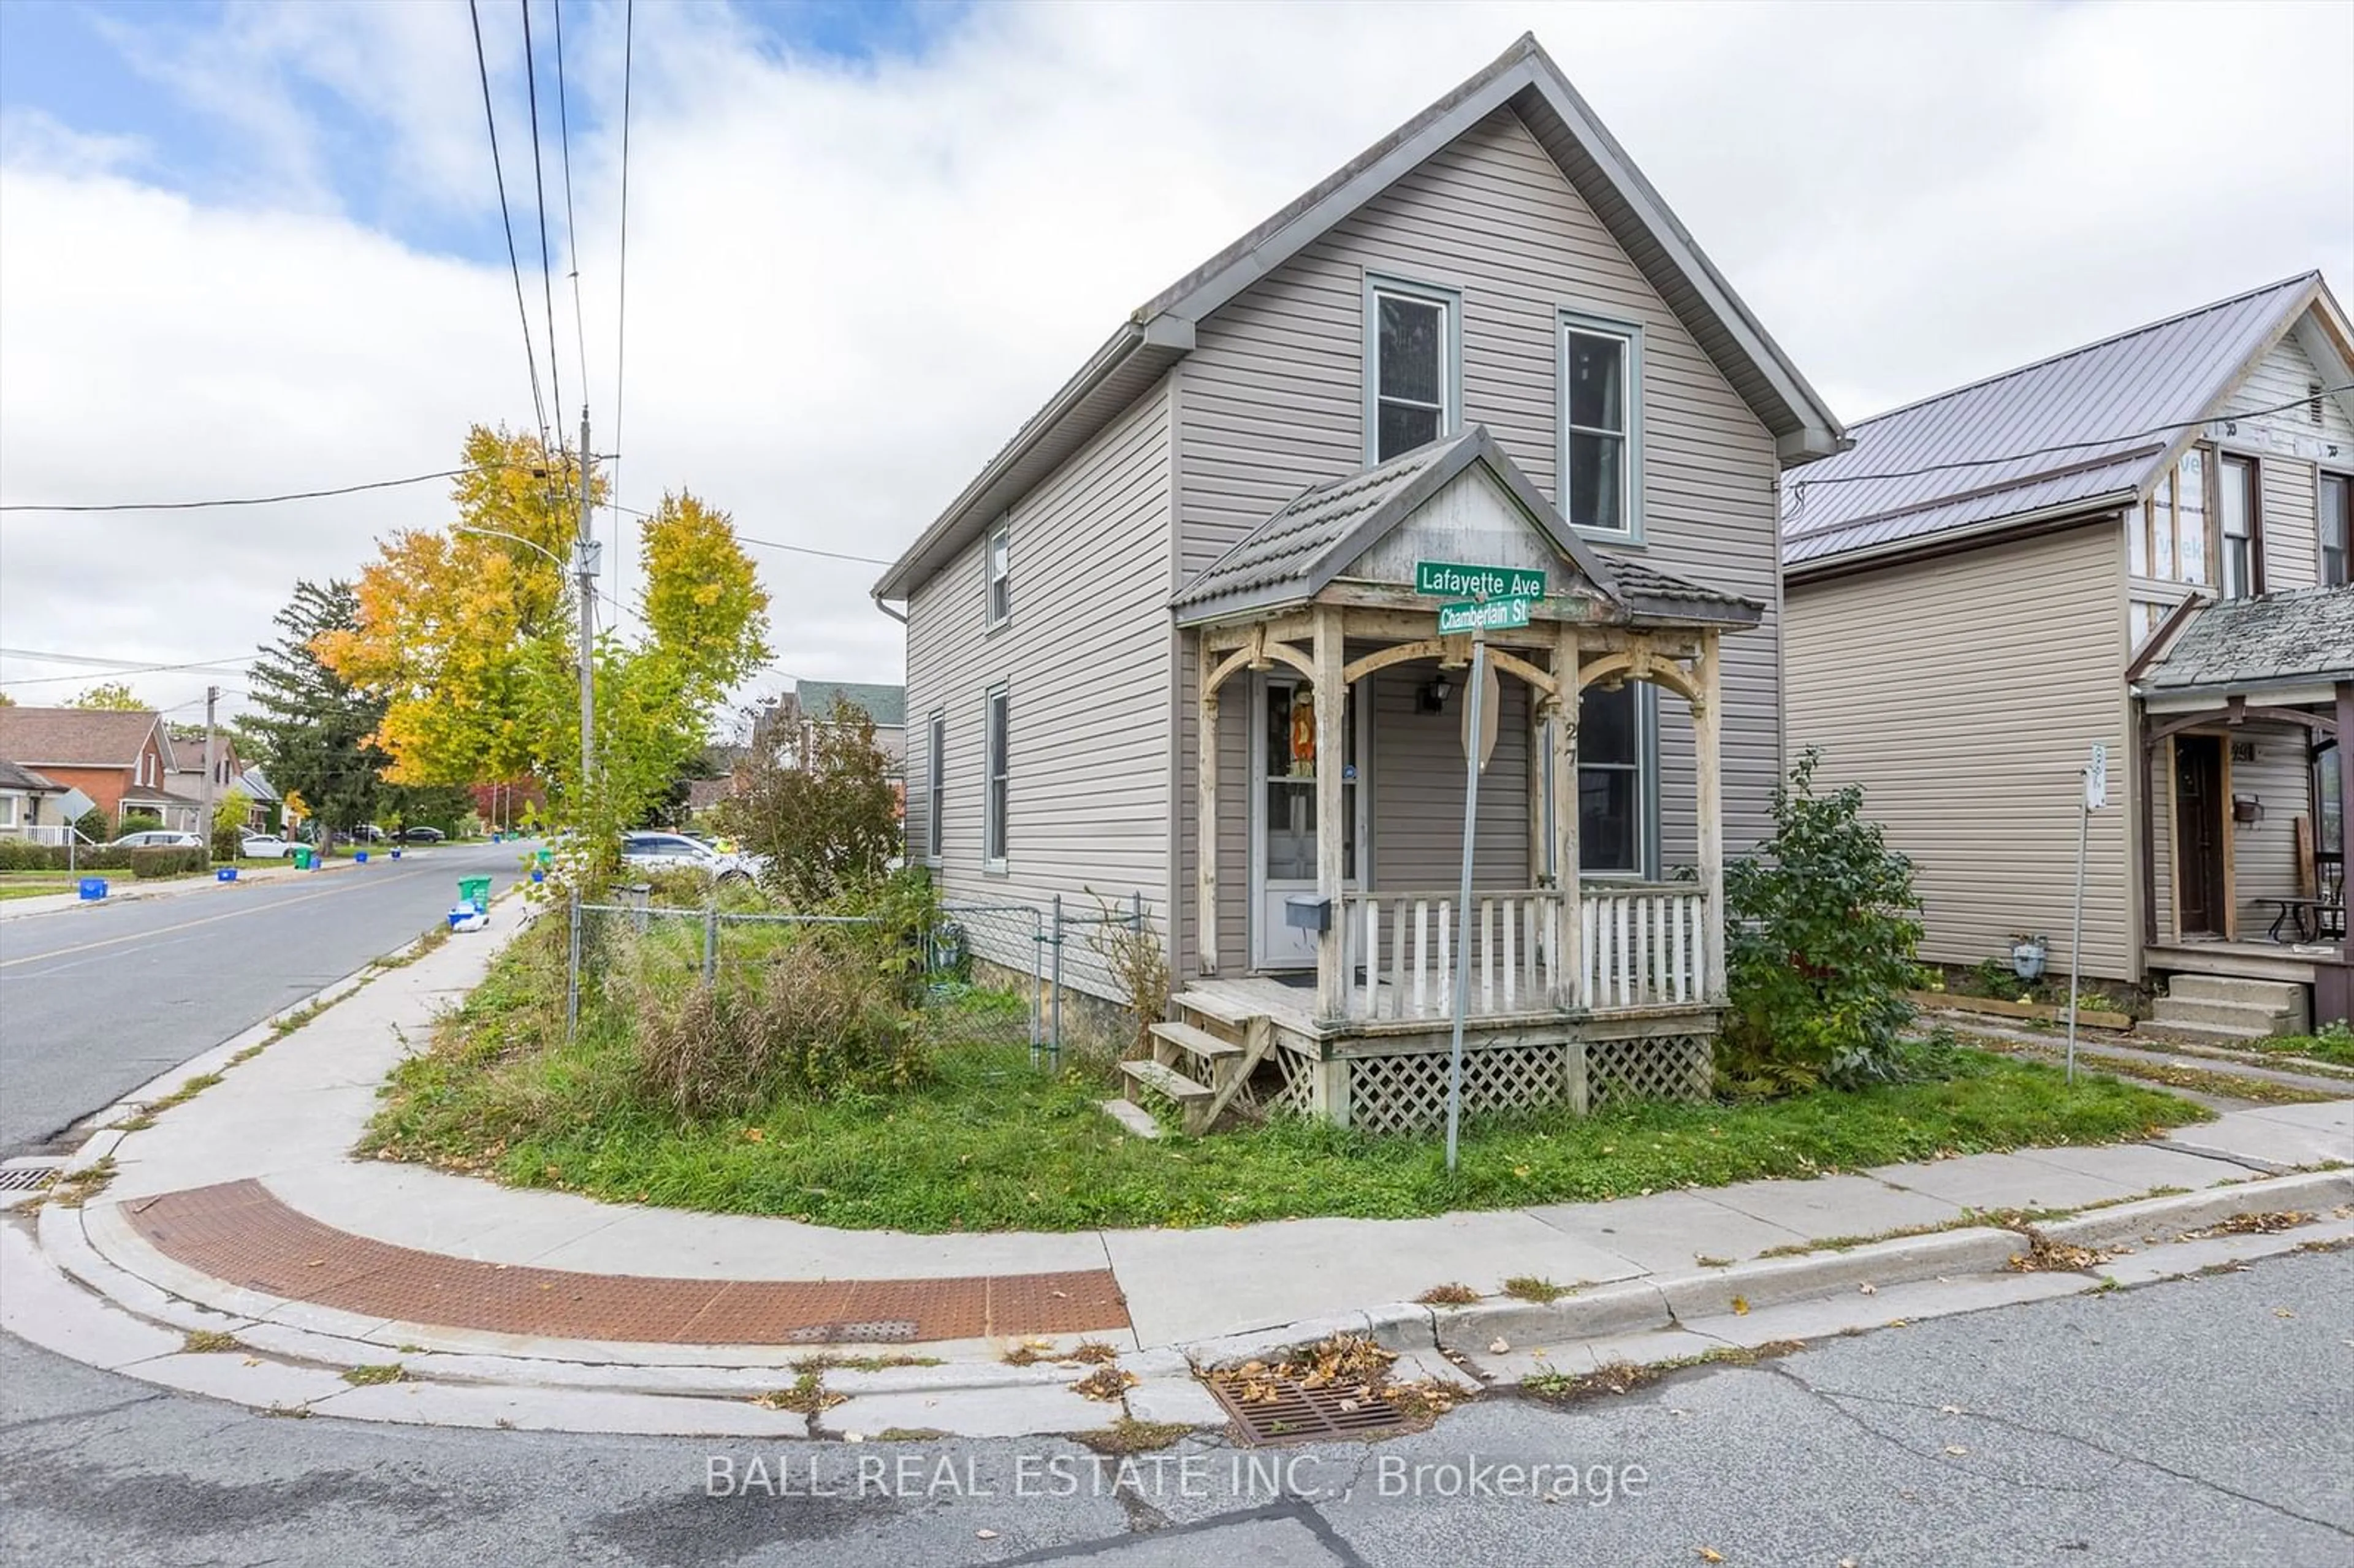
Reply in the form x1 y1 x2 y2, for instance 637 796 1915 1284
2274 1308 2295 1319
1938 1404 1962 1415
743 1127 764 1143
976 1528 999 1540
845 1433 864 1443
1696 1550 1725 1564
1489 1338 1510 1354
1857 1282 1877 1296
1943 1445 1968 1456
1731 1296 1750 1317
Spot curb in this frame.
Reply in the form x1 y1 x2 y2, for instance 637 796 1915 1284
2033 1169 2354 1251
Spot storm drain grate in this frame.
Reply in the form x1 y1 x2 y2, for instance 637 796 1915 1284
0 1165 58 1193
1207 1370 1414 1447
784 1320 920 1344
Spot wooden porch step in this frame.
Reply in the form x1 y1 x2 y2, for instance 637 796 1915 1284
1122 1058 1213 1102
1170 989 1261 1029
1149 1019 1242 1064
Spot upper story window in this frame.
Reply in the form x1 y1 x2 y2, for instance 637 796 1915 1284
984 523 1011 628
1560 313 1642 538
2323 471 2351 587
2131 448 2209 585
2216 453 2260 599
1365 277 1459 463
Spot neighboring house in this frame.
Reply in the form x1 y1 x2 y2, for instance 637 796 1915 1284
237 765 282 831
0 706 204 832
0 759 66 842
878 36 1845 1128
765 681 908 775
167 728 254 828
1783 273 2354 1035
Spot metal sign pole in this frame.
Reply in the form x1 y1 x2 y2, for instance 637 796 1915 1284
2066 742 2106 1084
1445 634 1488 1173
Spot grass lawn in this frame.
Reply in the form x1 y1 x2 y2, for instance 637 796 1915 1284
363 922 2213 1234
0 879 72 900
2244 1032 2354 1071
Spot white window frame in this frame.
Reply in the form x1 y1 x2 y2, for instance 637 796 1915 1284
1558 309 1644 542
982 685 1010 875
2215 451 2260 600
0 794 18 828
1362 273 1462 465
924 710 946 865
2320 470 2351 588
984 522 1012 631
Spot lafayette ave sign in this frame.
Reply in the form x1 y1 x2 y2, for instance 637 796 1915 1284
1415 561 1545 599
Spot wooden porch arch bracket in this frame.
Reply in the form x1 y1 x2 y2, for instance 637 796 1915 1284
2142 705 2340 748
1579 649 1702 706
1341 638 1560 701
1203 628 1315 697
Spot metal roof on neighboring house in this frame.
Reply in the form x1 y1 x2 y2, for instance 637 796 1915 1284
793 681 907 729
2138 584 2354 695
1171 426 1759 628
1781 273 2339 573
875 32 1845 602
0 706 167 768
237 766 280 803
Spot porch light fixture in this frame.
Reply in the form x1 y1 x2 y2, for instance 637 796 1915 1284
1419 674 1453 713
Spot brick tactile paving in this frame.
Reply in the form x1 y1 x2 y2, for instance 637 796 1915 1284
123 1181 1130 1345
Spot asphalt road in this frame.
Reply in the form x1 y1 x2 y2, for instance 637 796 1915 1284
2 1248 2347 1566
0 841 524 1155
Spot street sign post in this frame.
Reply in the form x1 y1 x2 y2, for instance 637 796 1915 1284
2066 742 2106 1083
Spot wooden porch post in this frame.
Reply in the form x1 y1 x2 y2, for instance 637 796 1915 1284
1314 606 1347 1020
1197 637 1219 978
1695 630 1727 1002
1552 622 1581 1008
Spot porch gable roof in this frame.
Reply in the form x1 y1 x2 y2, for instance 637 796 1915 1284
2136 583 2354 699
1170 425 1759 629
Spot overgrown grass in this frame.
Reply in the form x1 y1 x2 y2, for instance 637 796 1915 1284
2245 1032 2354 1072
363 923 2211 1233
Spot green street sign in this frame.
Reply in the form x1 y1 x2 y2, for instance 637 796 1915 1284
1415 561 1545 600
1437 595 1536 636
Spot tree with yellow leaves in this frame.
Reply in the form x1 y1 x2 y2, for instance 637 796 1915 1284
318 425 771 839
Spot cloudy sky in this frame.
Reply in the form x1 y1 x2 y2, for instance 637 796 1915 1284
2 0 2348 723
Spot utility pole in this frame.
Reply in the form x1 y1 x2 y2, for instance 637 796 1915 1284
199 683 219 861
575 405 599 801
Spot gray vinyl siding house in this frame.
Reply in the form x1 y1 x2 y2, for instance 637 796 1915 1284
1784 273 2354 1033
882 35 1843 1050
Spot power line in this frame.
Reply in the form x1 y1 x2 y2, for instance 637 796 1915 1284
0 655 256 690
520 0 565 445
1793 384 2354 495
0 461 575 514
467 0 550 448
596 497 894 566
552 0 589 419
610 0 637 636
0 649 253 671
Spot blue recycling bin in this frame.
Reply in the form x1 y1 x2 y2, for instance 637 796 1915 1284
216 867 237 882
354 851 369 864
78 877 107 900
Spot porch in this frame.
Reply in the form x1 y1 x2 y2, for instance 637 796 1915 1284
2133 584 2353 1030
1149 428 1756 1133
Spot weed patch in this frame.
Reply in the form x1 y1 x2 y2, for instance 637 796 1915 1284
1071 1366 1140 1402
1501 1276 1569 1303
181 1330 245 1354
1073 1418 1193 1455
341 1363 408 1387
752 1371 844 1415
1416 1283 1481 1306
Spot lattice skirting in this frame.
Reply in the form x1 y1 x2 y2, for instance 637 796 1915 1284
1272 1049 1319 1119
1309 1033 1713 1136
1588 1034 1715 1107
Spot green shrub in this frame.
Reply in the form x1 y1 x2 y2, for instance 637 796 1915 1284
72 807 108 843
130 847 208 878
1721 750 1923 1096
113 812 162 840
0 839 51 872
630 932 926 1120
211 825 245 862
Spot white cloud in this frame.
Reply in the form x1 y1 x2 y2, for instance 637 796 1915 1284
2 0 2348 722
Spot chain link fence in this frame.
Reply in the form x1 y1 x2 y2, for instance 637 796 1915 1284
564 888 1060 1064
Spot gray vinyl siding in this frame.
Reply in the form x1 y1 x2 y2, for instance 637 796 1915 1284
1368 662 1532 890
1785 522 2138 980
1175 103 1783 972
903 378 1173 994
2220 327 2353 590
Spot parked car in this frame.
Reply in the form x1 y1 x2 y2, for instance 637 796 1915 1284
400 826 447 843
114 829 204 850
238 834 300 859
619 832 755 883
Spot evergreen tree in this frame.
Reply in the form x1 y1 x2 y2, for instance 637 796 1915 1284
246 580 390 836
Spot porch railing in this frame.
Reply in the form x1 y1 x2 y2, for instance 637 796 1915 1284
1337 883 1708 1021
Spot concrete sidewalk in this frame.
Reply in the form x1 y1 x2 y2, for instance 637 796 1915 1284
6 910 2350 1439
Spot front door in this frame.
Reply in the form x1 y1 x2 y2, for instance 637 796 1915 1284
1251 676 1366 969
2174 735 2228 937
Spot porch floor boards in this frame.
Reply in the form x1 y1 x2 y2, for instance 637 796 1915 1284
1178 972 1707 1041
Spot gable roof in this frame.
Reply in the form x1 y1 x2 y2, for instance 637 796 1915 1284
1783 273 2351 575
0 706 167 769
0 759 61 794
875 32 1845 602
1172 426 1758 628
2136 584 2354 697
